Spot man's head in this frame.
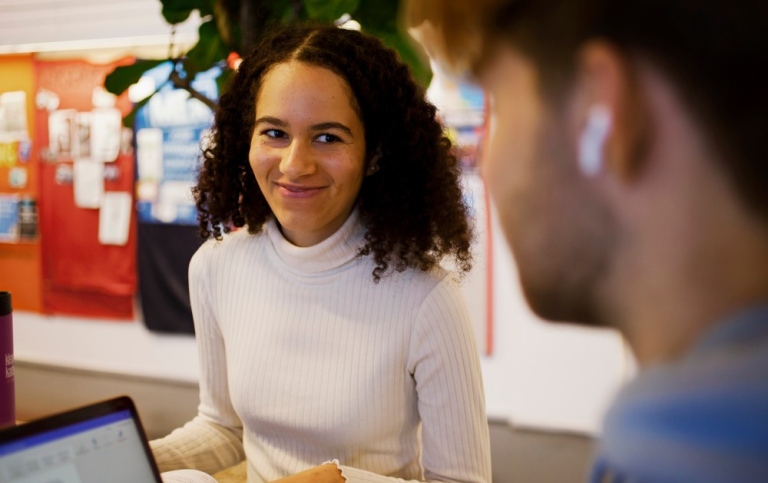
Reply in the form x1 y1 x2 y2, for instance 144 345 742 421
409 1 768 339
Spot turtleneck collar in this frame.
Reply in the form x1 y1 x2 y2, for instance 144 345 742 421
265 209 366 275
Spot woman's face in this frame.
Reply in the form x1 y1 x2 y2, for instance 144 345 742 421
249 61 367 247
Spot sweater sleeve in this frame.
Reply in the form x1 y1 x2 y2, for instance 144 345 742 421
334 276 492 483
150 241 246 475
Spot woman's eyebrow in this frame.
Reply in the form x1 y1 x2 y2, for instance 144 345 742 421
310 122 353 136
254 116 287 128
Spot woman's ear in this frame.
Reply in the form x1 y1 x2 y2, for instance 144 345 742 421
366 148 383 176
575 42 647 182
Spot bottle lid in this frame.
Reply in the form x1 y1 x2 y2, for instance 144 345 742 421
0 292 11 316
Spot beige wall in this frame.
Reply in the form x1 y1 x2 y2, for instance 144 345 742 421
15 360 198 439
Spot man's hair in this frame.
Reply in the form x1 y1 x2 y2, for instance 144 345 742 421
409 0 768 222
194 23 473 282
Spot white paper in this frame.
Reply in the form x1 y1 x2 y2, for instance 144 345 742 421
98 191 132 245
71 112 91 159
136 128 164 180
92 85 117 109
73 160 104 208
90 107 122 162
153 180 195 223
48 109 75 156
35 88 60 112
0 91 29 140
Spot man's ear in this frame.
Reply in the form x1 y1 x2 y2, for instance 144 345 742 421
575 41 647 182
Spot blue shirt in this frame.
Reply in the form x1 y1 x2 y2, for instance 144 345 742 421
590 304 768 483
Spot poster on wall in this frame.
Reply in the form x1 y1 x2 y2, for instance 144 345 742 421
0 194 36 243
0 91 29 141
132 62 218 334
134 62 219 225
0 91 32 178
0 194 19 243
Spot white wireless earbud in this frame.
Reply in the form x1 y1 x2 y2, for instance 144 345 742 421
578 105 612 177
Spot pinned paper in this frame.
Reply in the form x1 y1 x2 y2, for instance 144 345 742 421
98 192 132 246
8 167 27 188
90 108 122 162
48 109 75 156
73 160 104 208
72 112 91 159
136 128 164 181
0 91 29 140
35 89 60 112
153 181 195 223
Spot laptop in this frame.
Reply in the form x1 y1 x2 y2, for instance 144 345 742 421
0 396 163 483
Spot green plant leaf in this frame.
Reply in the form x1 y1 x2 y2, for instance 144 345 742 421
215 68 235 98
104 59 166 96
186 20 229 74
122 92 154 128
303 0 360 21
370 28 432 87
179 59 200 83
161 0 214 24
355 1 430 85
212 0 240 47
355 0 398 30
196 0 214 17
267 0 304 22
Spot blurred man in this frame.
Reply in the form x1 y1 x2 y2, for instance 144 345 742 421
408 1 768 481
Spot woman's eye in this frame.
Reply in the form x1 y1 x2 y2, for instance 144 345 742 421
316 133 340 143
263 129 285 139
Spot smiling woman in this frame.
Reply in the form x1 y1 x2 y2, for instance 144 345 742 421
249 61 367 248
148 22 491 483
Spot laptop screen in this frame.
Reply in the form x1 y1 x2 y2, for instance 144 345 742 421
0 396 162 483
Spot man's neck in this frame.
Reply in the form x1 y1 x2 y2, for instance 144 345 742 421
604 173 768 367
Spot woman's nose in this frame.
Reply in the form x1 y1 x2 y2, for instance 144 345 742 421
279 140 316 179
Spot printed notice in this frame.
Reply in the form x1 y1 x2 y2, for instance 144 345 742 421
90 107 122 162
73 160 104 208
98 191 132 245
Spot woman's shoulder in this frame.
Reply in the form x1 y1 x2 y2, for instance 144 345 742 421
190 228 267 269
379 262 464 304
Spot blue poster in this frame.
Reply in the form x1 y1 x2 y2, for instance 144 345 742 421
0 195 18 243
134 63 220 224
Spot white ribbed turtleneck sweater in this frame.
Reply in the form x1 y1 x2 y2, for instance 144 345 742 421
150 211 491 483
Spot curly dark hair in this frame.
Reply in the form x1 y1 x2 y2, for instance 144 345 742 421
193 22 473 282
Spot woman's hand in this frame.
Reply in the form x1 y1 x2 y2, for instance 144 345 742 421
270 464 345 483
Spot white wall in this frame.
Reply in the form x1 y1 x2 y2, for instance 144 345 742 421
480 202 633 433
14 310 199 383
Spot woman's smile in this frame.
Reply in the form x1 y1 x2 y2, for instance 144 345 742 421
274 182 327 199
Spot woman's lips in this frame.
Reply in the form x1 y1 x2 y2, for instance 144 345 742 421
275 182 325 198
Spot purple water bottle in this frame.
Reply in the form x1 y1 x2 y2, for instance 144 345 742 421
0 292 13 428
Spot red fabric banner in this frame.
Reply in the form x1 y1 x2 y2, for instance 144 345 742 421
35 58 137 319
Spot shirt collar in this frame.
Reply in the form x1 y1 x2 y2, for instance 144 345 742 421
265 209 366 275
